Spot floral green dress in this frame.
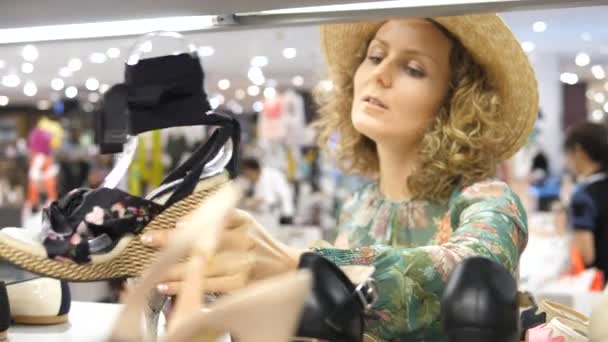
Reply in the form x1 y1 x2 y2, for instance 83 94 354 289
313 179 528 341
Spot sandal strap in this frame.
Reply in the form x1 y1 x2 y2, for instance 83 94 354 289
160 113 239 184
126 53 212 136
96 84 129 154
163 120 236 208
96 53 214 153
42 187 163 263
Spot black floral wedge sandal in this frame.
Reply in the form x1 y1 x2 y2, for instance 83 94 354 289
0 51 240 282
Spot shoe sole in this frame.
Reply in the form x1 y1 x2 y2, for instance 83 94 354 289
0 175 227 281
12 314 68 325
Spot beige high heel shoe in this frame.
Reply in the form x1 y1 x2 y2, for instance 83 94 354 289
538 300 590 327
165 271 312 342
590 289 608 342
110 184 312 342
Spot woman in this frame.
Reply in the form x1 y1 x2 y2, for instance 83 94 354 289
142 13 538 341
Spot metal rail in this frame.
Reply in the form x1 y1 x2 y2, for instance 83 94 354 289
211 0 608 31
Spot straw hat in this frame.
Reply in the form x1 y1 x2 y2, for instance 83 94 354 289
320 14 539 160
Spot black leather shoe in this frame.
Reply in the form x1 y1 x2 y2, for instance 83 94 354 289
295 252 378 342
441 257 519 342
0 282 9 341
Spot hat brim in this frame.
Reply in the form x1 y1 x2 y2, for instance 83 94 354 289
321 14 539 160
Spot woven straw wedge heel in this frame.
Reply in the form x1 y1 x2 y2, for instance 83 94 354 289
0 173 228 281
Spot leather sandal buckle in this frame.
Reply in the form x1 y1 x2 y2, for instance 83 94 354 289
355 278 378 311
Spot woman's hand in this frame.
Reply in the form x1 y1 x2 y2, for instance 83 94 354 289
140 209 305 295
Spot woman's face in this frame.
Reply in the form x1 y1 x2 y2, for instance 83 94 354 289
351 19 453 149
564 145 585 177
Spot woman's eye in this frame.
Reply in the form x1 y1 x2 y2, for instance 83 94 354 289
368 55 383 64
405 66 425 78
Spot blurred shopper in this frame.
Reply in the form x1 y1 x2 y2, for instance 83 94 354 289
564 122 608 277
240 157 295 225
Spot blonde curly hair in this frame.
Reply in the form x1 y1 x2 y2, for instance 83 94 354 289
315 21 510 201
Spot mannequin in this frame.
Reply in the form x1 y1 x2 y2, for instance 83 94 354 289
26 117 62 211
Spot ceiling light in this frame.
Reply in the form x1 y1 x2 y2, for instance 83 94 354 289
65 86 78 99
248 67 265 86
99 84 110 94
51 78 65 91
0 60 5 69
37 100 51 110
21 44 39 61
264 87 277 99
88 92 100 103
59 67 72 78
532 21 547 33
320 80 334 92
575 53 591 67
235 89 246 100
521 41 535 53
592 109 604 122
0 16 216 44
560 72 579 85
106 47 121 59
85 78 100 91
253 101 264 112
292 76 304 87
68 58 82 71
581 32 592 42
21 62 34 74
0 96 8 106
250 56 269 68
283 48 297 59
2 74 20 88
247 85 260 97
23 81 37 97
198 46 214 57
594 93 605 104
218 79 231 90
592 65 606 80
604 102 608 113
90 52 107 64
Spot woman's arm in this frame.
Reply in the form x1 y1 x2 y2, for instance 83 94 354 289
314 181 528 340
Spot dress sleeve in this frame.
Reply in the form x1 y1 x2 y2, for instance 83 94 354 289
313 180 528 339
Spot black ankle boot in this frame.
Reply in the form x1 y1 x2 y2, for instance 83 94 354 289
441 257 519 342
295 253 378 342
0 282 9 341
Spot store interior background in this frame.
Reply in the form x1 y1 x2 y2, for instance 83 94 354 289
0 1 606 309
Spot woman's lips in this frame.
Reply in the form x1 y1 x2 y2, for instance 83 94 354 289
362 95 388 109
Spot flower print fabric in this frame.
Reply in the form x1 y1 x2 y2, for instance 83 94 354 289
42 187 164 264
315 179 528 341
